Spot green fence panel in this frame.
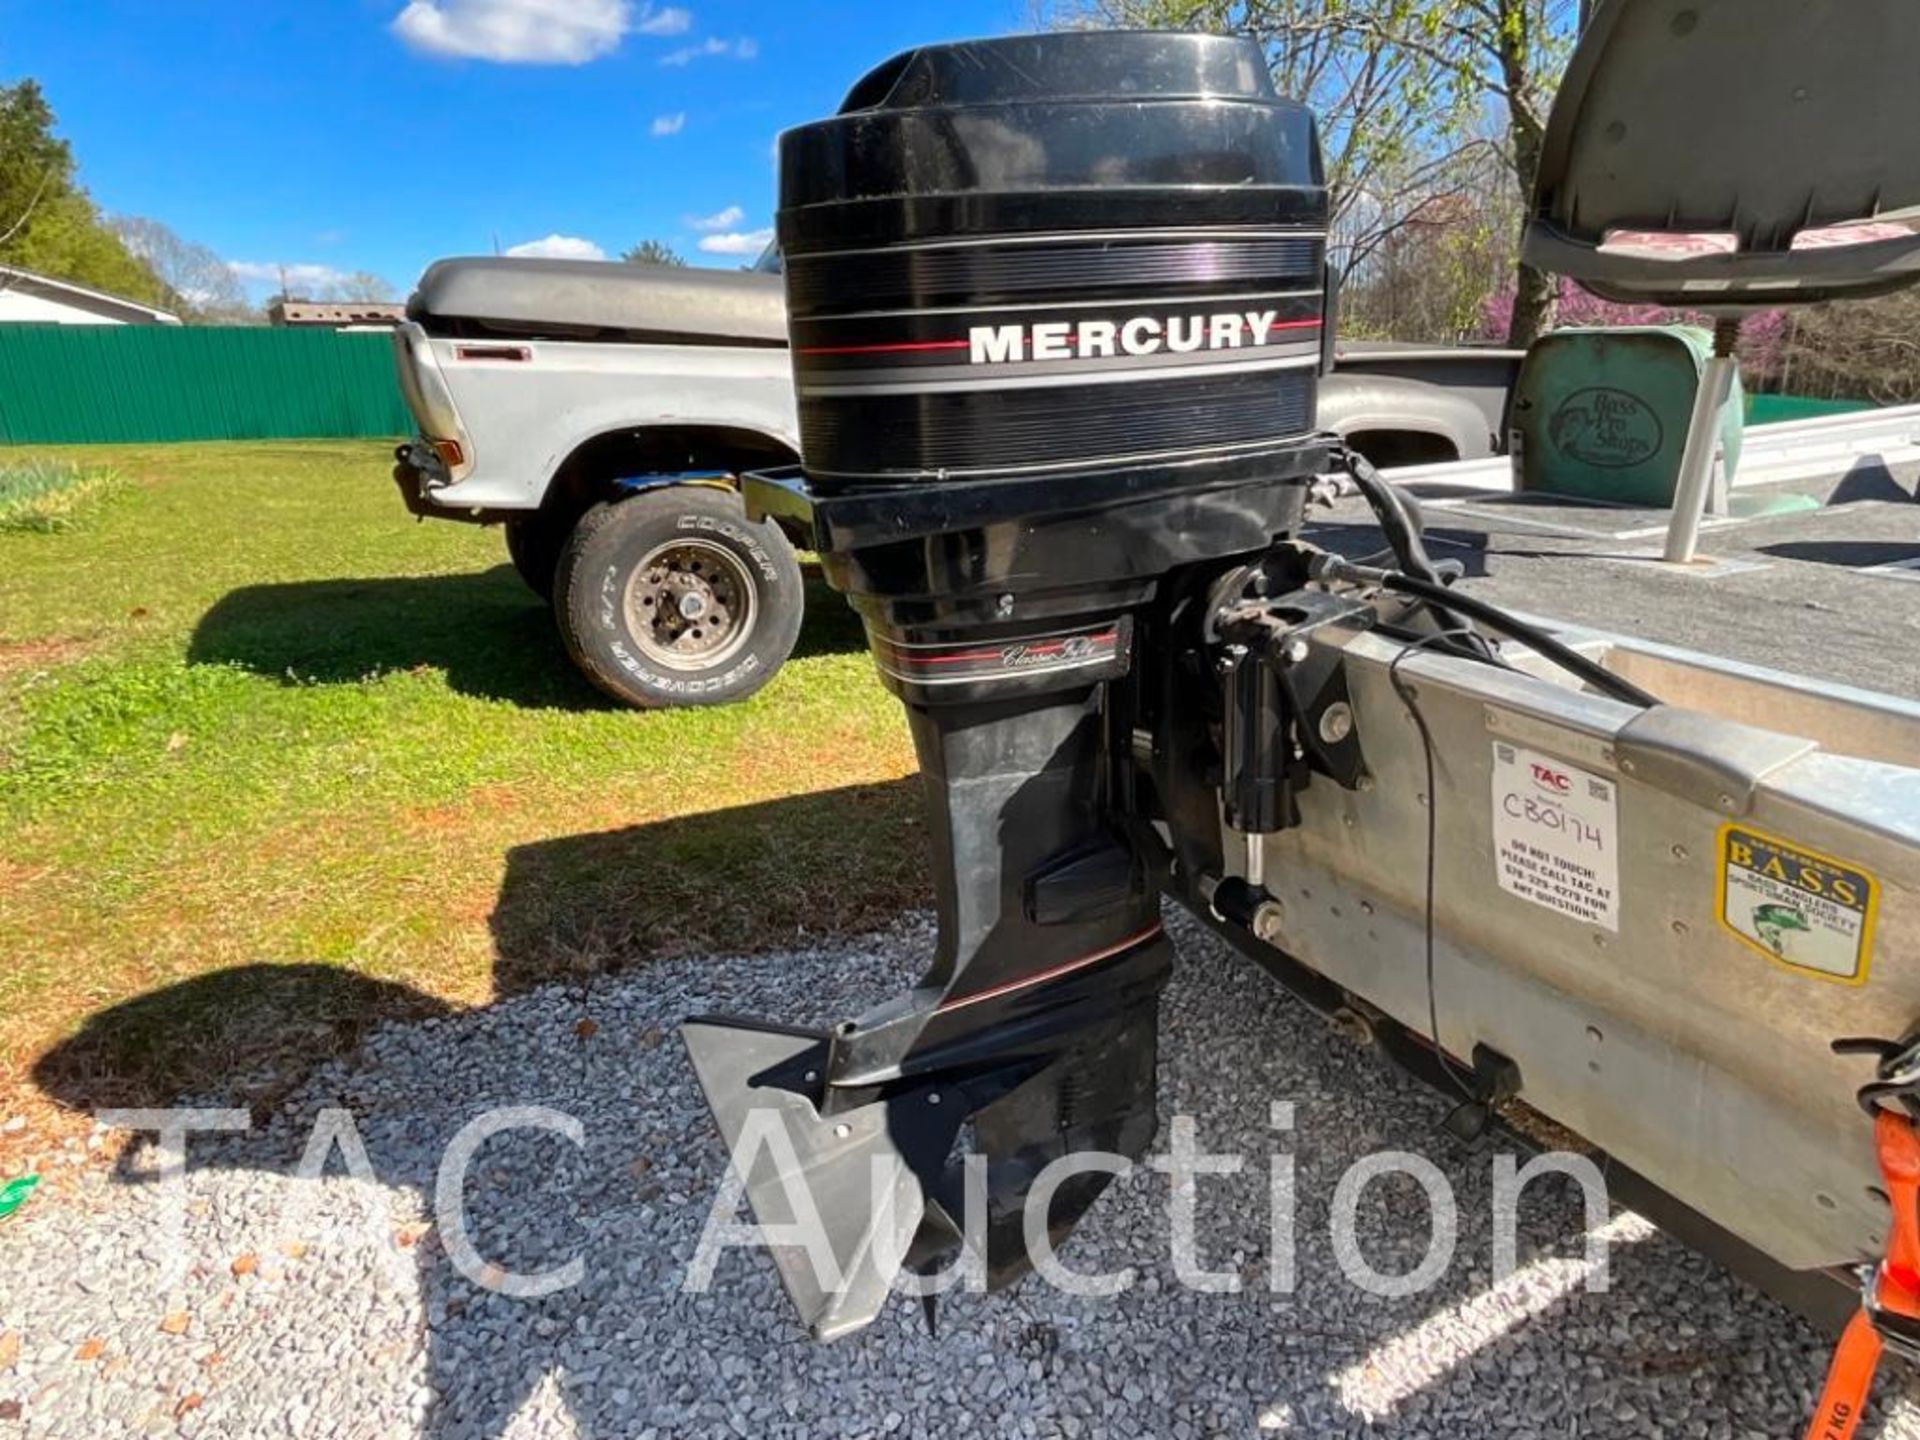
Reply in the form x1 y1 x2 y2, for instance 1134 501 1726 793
0 325 412 444
1745 392 1874 426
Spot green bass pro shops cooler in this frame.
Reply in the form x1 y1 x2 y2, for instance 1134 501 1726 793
1509 324 1745 505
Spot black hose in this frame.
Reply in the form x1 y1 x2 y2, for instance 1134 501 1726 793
1335 447 1497 661
1318 443 1655 706
1375 570 1659 710
1336 448 1442 584
1388 630 1495 1104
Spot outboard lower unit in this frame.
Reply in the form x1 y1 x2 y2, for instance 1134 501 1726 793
682 31 1332 1338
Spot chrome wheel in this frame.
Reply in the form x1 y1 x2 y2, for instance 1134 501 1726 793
623 538 757 670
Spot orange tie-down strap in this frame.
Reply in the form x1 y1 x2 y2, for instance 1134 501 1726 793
1805 1110 1920 1440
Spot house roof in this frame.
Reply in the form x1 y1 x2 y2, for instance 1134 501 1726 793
0 264 182 325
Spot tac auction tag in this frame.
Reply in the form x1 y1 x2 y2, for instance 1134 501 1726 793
1491 743 1620 932
1718 824 1877 984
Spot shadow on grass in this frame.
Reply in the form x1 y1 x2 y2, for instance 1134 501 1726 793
188 565 604 709
187 564 866 711
29 776 927 1438
792 563 870 659
487 777 923 992
29 966 459 1123
31 778 926 1121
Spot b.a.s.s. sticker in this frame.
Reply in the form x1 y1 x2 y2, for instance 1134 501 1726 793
1717 823 1878 984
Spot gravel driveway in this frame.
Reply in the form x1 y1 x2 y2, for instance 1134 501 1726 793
1 910 1914 1439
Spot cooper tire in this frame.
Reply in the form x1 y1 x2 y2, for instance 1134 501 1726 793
504 512 569 600
553 487 804 709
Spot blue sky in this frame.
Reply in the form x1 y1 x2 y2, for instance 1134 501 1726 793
1 0 1029 297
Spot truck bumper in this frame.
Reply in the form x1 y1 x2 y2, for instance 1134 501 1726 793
392 441 454 520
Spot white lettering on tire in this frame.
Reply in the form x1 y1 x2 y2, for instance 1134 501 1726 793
675 514 778 582
609 641 763 695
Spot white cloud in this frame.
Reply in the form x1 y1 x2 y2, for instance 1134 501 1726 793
661 34 755 65
697 227 774 257
227 260 354 291
634 3 691 35
661 36 723 64
687 205 744 232
504 234 607 260
650 112 686 137
392 0 631 65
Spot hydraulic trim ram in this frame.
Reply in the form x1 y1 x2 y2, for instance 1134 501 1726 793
681 12 1920 1410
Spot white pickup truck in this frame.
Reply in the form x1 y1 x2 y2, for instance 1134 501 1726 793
391 252 1515 707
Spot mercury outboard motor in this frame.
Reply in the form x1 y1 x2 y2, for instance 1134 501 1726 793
683 30 1332 1339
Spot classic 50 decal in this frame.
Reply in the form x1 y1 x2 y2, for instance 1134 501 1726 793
868 624 1129 687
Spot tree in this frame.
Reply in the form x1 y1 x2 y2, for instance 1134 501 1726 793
107 215 253 323
0 79 64 248
1341 156 1521 342
1434 0 1575 346
622 240 686 267
1052 1 1577 346
1764 294 1920 406
0 79 168 307
325 270 399 303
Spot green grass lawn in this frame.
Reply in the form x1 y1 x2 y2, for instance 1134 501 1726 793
0 440 924 1157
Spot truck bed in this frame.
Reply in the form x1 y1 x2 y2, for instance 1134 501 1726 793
408 256 787 345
